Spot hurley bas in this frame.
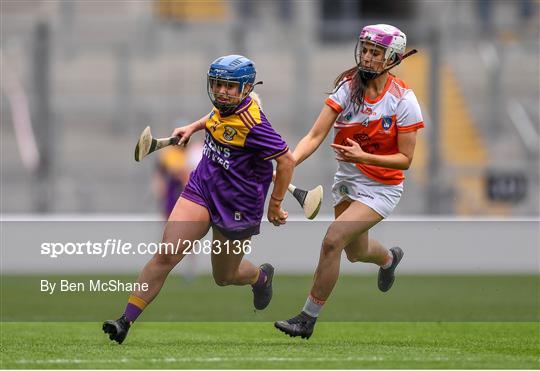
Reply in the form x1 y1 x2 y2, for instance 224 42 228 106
40 279 148 294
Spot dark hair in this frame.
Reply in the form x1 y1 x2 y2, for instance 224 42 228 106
331 66 367 112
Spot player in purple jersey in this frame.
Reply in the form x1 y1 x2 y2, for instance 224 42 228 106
103 55 294 344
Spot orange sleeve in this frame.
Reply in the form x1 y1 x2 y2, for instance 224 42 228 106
325 98 343 113
397 121 424 133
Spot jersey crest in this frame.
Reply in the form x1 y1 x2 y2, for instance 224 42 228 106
381 115 393 131
223 125 238 141
206 97 263 148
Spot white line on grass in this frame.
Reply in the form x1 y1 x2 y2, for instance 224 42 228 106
16 355 455 365
3 213 539 222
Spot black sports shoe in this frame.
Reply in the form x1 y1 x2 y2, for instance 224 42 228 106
275 311 317 339
252 263 274 310
378 246 404 292
102 314 131 344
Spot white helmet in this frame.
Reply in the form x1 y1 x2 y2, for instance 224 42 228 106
356 24 407 79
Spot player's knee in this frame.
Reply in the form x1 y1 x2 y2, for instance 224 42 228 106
321 234 344 256
213 273 235 286
345 253 360 263
214 279 229 286
153 252 179 268
345 252 367 263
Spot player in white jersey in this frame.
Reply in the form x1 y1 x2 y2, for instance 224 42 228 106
275 24 424 339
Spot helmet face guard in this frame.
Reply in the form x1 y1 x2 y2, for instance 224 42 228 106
207 77 249 113
355 24 407 80
207 55 256 114
355 40 389 80
354 39 396 80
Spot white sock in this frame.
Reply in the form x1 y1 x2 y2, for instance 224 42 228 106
302 295 325 318
381 251 393 269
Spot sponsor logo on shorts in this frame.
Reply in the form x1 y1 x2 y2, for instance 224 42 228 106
234 211 242 221
223 126 237 141
358 192 374 200
339 185 349 196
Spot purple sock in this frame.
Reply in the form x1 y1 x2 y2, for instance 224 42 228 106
124 303 143 323
252 269 267 288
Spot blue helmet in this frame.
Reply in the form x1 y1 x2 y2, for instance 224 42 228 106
207 55 257 113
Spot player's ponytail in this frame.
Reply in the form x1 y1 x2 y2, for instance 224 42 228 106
331 67 367 113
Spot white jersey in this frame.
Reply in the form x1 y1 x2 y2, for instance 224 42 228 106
326 74 424 185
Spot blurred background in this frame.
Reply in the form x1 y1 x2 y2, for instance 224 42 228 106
1 0 538 216
1 1 539 324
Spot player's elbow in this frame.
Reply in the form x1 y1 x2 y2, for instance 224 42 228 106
277 150 296 168
400 154 413 170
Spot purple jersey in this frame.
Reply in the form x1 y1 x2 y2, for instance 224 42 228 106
181 96 288 239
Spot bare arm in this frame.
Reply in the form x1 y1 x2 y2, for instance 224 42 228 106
267 150 295 226
172 113 211 145
293 105 338 166
191 113 211 131
331 131 418 170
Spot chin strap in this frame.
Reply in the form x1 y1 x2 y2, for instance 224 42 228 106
241 80 264 100
356 50 418 80
380 49 418 74
247 80 263 94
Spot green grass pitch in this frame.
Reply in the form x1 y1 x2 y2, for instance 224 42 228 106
1 274 539 368
2 322 539 369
